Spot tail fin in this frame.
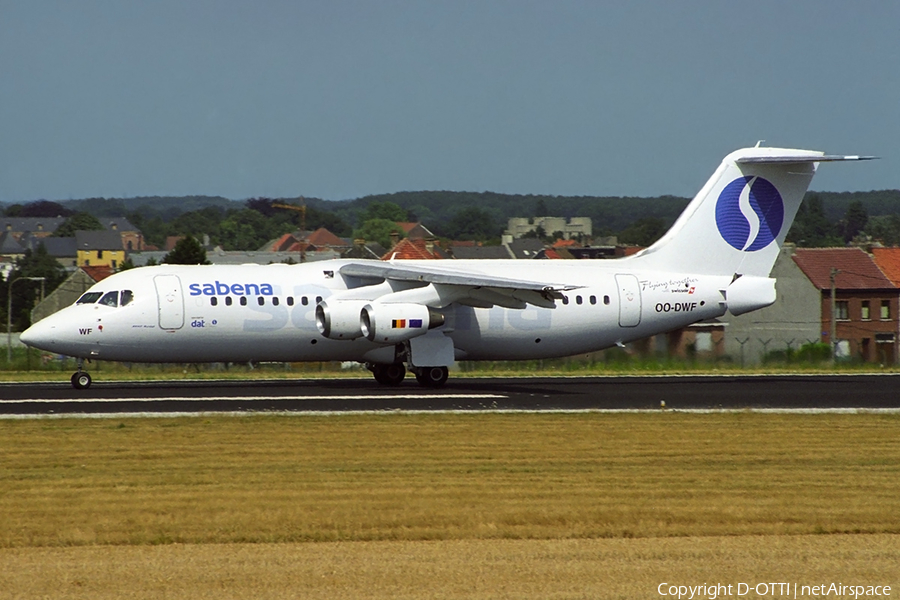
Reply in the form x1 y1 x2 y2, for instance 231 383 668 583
629 147 874 277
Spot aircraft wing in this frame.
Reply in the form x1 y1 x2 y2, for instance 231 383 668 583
338 261 581 309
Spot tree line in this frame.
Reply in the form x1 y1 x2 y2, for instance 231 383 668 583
4 189 900 251
3 189 900 333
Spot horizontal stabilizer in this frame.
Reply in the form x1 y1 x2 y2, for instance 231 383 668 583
736 154 877 164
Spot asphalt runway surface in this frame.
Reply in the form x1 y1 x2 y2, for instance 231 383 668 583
1 374 899 416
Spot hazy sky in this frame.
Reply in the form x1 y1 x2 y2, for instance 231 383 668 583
2 1 897 203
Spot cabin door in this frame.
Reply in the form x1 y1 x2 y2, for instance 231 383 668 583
154 274 185 330
615 274 642 327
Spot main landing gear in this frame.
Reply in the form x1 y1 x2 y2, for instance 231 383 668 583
71 358 92 390
413 366 449 388
367 363 449 388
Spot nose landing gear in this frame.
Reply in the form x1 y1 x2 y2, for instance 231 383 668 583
71 358 92 390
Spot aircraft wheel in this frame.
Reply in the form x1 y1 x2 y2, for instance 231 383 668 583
71 371 92 390
372 363 406 385
415 366 448 388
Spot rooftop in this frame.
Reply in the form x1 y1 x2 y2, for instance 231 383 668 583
792 248 895 290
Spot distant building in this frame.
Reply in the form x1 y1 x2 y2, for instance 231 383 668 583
127 249 341 267
382 237 446 260
506 217 592 240
1 216 146 253
396 222 436 240
1 217 67 239
721 246 899 365
505 238 545 259
40 237 78 268
98 217 145 251
75 230 126 269
448 244 512 259
792 247 898 363
260 228 350 254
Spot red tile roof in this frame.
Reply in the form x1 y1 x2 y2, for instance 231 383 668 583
552 239 581 248
305 227 346 247
270 233 298 252
871 248 900 286
396 222 419 234
792 248 895 290
81 265 115 282
286 241 315 253
381 238 444 260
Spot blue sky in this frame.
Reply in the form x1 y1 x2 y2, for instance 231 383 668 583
1 1 897 203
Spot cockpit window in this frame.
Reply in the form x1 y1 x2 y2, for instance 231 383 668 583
98 291 119 307
76 292 103 305
120 290 134 306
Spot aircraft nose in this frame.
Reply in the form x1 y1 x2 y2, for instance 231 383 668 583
19 319 52 349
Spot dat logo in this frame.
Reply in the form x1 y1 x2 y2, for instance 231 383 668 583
715 176 784 251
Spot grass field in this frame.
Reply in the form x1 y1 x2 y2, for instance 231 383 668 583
1 413 898 598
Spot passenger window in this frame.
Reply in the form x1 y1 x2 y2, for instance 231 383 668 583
590 295 596 305
76 292 103 304
316 296 323 304
562 296 569 305
211 297 218 306
225 296 233 306
98 291 118 307
120 290 134 306
302 296 309 306
603 295 610 305
272 297 280 306
576 296 583 305
240 296 247 306
287 297 294 306
258 296 265 306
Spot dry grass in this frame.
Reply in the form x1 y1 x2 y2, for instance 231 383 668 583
1 413 898 598
2 413 899 546
0 535 897 600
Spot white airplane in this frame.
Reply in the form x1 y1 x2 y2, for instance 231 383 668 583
21 146 873 389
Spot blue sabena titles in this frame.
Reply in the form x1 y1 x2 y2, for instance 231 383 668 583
714 176 784 252
189 281 275 296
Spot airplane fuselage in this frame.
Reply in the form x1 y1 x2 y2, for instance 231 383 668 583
27 259 730 364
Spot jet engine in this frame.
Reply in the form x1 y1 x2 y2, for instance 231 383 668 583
360 303 445 344
315 300 370 339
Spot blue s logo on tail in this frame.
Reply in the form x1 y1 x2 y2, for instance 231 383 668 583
715 176 784 251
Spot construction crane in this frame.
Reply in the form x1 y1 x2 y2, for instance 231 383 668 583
272 199 306 263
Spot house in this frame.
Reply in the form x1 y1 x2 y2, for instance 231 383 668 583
792 247 898 363
342 239 387 260
505 238 545 259
260 228 349 254
31 266 115 323
75 230 126 269
99 217 145 251
1 217 67 239
396 222 436 240
39 237 78 268
381 237 447 260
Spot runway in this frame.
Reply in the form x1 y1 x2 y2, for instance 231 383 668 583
1 374 899 416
